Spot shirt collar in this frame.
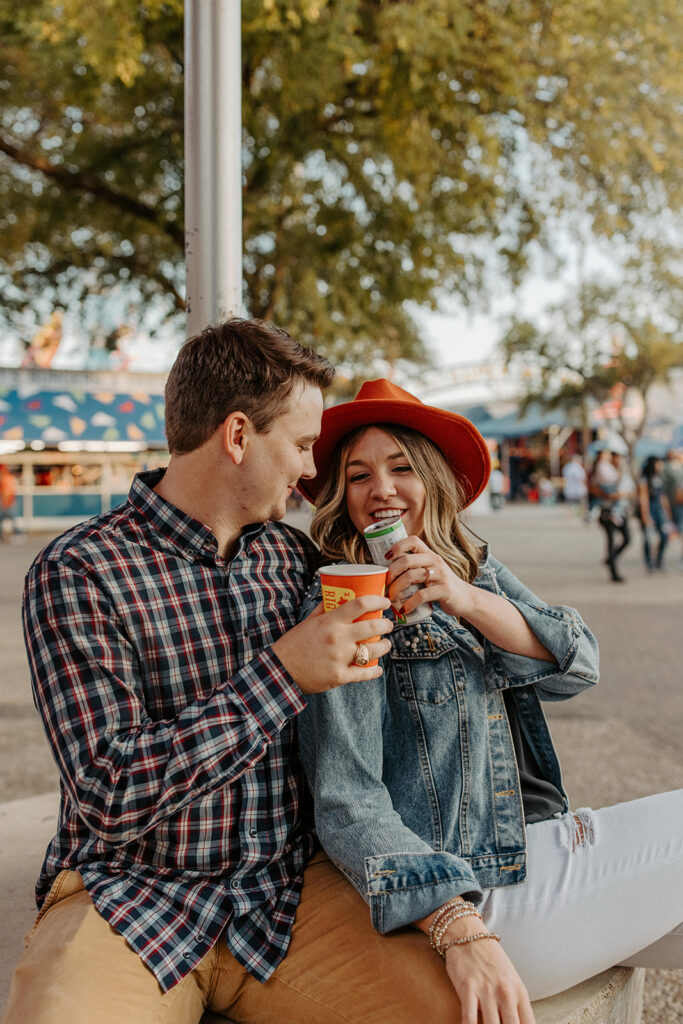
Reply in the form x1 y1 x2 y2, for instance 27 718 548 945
128 469 265 561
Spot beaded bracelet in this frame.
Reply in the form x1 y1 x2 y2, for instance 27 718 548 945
428 897 475 941
429 901 478 945
430 897 467 927
439 932 501 959
431 908 483 951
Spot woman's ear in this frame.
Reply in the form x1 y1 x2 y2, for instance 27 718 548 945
222 411 251 465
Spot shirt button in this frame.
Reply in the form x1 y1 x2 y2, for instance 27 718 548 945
196 933 206 944
231 879 240 889
249 828 258 838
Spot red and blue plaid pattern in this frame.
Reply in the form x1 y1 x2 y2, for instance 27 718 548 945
23 470 318 991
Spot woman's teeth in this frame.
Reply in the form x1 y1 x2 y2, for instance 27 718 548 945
371 510 403 519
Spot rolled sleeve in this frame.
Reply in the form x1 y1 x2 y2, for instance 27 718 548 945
364 851 482 932
483 557 599 699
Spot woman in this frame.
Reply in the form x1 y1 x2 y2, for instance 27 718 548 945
589 450 634 582
297 379 683 1024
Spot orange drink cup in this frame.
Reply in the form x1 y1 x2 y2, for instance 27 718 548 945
318 563 389 667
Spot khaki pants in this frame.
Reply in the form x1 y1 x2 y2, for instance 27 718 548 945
2 852 461 1024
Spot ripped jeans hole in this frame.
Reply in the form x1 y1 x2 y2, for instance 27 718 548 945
560 808 596 852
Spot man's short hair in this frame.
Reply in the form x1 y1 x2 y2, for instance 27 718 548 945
164 318 334 454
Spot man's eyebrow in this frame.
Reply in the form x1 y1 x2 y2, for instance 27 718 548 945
298 433 319 443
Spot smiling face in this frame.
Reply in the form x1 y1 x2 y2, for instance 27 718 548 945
344 427 427 538
240 380 323 523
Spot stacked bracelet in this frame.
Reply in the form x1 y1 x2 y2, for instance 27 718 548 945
428 897 483 954
429 897 472 934
439 932 501 958
431 908 482 951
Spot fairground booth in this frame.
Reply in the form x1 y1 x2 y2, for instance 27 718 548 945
0 368 168 531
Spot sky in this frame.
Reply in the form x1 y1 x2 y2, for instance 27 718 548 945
415 308 502 368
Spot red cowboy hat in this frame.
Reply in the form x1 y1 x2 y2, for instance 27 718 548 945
299 378 491 507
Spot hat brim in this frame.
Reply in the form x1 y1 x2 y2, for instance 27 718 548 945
298 398 491 507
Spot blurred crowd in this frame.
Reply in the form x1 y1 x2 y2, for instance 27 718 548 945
487 448 683 582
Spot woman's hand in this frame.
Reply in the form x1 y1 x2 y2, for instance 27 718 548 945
443 933 536 1024
385 535 472 619
415 901 535 1024
386 536 554 662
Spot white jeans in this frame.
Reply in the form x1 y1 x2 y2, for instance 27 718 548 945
478 789 683 1000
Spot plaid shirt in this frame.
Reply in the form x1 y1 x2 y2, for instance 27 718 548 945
23 470 318 991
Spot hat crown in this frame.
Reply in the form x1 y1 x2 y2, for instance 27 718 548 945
355 379 423 407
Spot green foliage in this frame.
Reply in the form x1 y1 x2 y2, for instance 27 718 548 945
501 241 683 460
0 0 681 366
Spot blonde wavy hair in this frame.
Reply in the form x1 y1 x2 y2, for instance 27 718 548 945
310 424 483 583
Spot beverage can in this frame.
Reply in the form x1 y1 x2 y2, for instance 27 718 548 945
363 518 431 624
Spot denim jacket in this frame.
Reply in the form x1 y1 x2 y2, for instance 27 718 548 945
298 553 599 933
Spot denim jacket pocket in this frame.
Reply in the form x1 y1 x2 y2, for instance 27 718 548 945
390 622 462 704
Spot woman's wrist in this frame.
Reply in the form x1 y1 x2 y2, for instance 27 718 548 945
439 911 490 944
442 931 501 959
421 896 487 957
441 575 474 619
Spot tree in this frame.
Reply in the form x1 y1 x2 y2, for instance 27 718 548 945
1 0 681 367
501 238 683 468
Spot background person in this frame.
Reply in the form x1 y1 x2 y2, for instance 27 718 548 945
638 455 675 572
561 454 587 508
661 448 683 566
0 464 23 542
3 319 399 1024
488 460 506 511
590 450 635 582
297 378 683 1024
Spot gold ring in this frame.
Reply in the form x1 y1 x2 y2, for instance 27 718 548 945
424 566 435 583
352 642 371 667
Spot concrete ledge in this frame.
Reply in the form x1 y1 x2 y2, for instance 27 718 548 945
1 795 643 1024
532 967 644 1023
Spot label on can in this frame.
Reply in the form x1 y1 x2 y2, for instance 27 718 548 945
363 518 431 625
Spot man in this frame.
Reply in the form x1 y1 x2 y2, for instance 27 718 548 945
0 464 23 542
561 454 587 506
661 448 683 561
2 319 394 1023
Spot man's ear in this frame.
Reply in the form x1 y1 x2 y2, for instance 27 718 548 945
223 411 251 465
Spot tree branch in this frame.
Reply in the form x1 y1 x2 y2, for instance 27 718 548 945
0 134 184 247
149 268 186 312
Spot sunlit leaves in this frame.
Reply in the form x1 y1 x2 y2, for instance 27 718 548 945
0 0 680 369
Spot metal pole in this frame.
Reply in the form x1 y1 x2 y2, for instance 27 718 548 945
185 0 243 337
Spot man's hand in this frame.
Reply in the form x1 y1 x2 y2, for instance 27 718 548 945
273 596 393 694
